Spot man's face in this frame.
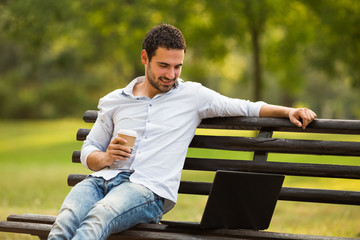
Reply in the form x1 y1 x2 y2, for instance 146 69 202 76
143 47 184 94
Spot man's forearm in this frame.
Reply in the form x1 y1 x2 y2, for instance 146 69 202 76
259 104 293 118
259 104 317 129
87 151 110 171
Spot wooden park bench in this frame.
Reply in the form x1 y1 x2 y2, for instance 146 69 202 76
1 110 360 239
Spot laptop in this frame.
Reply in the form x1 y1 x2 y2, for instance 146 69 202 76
161 170 284 230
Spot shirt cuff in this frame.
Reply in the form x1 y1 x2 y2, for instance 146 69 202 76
250 101 266 117
80 145 101 170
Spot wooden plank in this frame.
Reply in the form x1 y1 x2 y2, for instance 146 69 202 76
183 158 360 179
253 128 273 162
159 222 358 240
83 110 97 123
200 117 360 134
67 174 86 186
0 220 233 240
75 130 360 156
109 229 241 240
180 182 360 205
178 181 360 205
83 110 360 134
190 135 360 156
0 221 51 237
72 150 80 163
280 187 360 205
1 218 355 240
77 128 90 141
71 154 360 179
67 175 360 205
7 214 56 224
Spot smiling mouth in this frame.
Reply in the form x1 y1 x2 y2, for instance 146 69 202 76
160 77 175 85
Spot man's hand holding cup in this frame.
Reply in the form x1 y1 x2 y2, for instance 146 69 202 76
106 129 137 167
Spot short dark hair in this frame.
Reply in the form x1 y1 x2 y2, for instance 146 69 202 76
142 23 186 61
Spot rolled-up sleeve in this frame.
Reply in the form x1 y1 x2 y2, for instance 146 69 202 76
80 97 114 170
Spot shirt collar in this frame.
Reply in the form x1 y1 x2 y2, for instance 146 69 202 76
122 76 182 98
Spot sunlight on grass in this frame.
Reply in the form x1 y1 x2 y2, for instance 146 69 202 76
270 201 360 237
0 119 90 152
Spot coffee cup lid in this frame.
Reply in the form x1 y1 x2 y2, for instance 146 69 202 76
117 129 138 137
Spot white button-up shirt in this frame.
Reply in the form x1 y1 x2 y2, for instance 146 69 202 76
81 77 265 211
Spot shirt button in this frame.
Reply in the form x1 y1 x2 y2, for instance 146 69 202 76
149 104 152 107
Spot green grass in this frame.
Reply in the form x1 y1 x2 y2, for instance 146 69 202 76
1 120 360 239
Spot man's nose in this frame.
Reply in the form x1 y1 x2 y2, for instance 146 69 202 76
165 68 176 80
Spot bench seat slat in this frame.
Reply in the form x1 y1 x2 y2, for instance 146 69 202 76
7 214 56 224
0 220 235 240
4 214 358 240
110 229 239 240
0 221 51 237
161 222 359 240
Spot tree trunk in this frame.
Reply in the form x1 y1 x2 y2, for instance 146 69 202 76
251 28 262 101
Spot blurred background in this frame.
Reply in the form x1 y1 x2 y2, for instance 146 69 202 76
1 0 360 239
1 0 360 120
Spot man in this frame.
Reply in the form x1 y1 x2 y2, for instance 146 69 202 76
48 23 316 240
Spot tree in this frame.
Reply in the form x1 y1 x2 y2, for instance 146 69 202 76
1 0 359 119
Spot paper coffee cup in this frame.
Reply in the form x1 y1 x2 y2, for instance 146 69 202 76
117 129 137 148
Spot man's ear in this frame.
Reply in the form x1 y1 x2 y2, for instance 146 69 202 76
141 49 148 65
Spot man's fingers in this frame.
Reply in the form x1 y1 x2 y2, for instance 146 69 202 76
301 109 317 129
107 141 132 161
291 117 303 128
111 136 127 145
290 108 317 129
108 150 130 161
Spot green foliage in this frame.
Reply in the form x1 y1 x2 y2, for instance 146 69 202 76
0 0 359 119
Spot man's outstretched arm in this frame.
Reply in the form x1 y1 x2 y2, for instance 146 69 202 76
259 104 317 129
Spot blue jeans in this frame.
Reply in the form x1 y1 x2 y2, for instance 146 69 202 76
48 172 164 240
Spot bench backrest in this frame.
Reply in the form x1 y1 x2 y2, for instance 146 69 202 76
70 110 360 205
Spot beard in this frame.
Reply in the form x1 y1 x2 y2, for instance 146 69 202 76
147 63 176 93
